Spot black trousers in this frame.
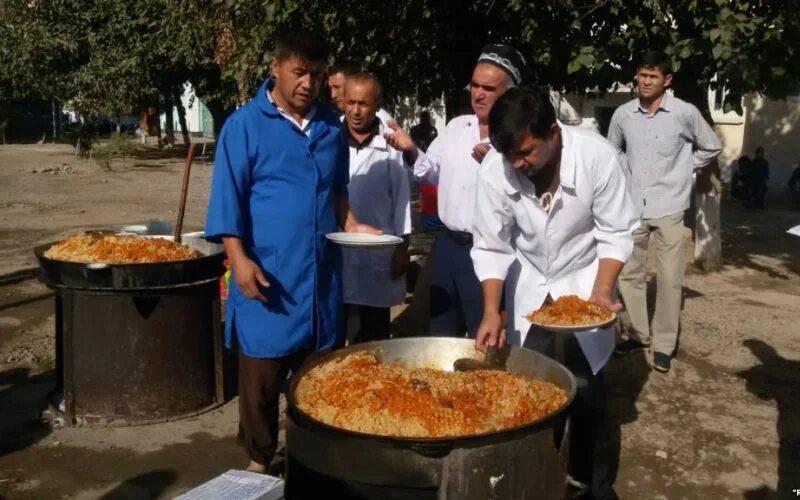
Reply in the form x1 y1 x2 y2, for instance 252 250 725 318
346 304 391 344
237 349 311 466
524 327 620 500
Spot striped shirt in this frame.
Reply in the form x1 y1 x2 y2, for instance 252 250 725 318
607 94 721 219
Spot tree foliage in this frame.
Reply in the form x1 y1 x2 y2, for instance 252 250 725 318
1 0 798 127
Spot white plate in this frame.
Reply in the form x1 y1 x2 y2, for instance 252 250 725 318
527 313 617 333
325 232 403 248
119 224 148 235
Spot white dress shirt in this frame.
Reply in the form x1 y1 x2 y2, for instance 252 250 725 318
471 125 639 373
342 121 412 308
412 114 487 233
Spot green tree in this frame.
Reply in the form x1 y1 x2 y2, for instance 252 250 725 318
3 0 798 268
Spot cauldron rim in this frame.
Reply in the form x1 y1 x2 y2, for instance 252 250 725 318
287 337 577 446
33 235 226 290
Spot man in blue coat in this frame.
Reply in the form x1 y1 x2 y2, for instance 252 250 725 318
205 31 378 473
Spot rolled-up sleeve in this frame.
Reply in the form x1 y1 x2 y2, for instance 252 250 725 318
412 134 443 185
592 156 639 263
390 151 412 236
205 115 251 242
606 108 625 153
689 107 722 170
470 173 516 282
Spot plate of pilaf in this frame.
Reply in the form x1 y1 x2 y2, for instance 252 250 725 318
525 295 616 332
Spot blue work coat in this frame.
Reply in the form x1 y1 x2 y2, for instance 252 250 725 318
205 78 349 358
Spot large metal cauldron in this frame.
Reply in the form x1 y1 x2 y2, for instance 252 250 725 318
285 337 576 500
34 234 226 426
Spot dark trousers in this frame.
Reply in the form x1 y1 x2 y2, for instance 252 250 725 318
524 327 619 500
238 348 322 466
428 231 483 337
346 304 391 344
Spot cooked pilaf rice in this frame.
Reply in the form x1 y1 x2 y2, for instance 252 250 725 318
44 234 200 264
295 352 567 438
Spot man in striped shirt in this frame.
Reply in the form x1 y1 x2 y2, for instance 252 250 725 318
607 50 721 373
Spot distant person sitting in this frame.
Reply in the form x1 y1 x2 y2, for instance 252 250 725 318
749 146 770 209
788 163 800 210
410 111 443 230
731 155 750 203
410 111 438 153
789 163 800 193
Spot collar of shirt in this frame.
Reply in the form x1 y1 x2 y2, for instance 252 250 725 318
635 92 671 116
501 121 576 197
265 82 317 134
347 119 385 151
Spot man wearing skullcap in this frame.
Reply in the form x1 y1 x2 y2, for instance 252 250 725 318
385 44 526 338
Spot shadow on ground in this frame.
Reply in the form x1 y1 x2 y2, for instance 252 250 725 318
0 367 54 457
0 432 242 499
720 200 800 279
738 339 800 500
99 469 178 500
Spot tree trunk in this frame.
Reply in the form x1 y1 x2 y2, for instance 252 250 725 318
672 79 723 272
163 91 175 146
693 159 723 271
51 100 58 142
155 98 163 150
174 87 191 146
204 98 234 138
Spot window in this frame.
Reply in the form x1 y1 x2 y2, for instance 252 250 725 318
708 75 744 124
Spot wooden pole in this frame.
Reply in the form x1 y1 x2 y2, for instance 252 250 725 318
174 142 197 244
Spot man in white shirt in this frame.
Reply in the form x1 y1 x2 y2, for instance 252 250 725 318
607 50 722 373
385 44 527 337
329 61 393 124
342 73 411 342
472 87 639 500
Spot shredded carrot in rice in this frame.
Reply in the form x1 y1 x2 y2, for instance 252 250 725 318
296 353 567 438
525 295 612 326
44 234 200 264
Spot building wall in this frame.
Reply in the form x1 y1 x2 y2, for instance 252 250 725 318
714 122 745 183
740 94 800 190
159 83 214 138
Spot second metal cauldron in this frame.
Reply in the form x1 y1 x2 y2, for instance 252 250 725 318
285 337 576 499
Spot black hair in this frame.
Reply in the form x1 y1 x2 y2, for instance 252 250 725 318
638 49 673 76
273 31 328 63
345 72 383 105
329 61 361 77
489 86 556 154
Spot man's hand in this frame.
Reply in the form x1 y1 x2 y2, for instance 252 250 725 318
384 120 420 165
475 310 508 352
344 220 383 235
391 244 410 280
471 142 492 164
588 286 623 313
383 120 416 152
231 256 270 302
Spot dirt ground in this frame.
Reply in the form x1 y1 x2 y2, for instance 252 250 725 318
0 143 798 499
